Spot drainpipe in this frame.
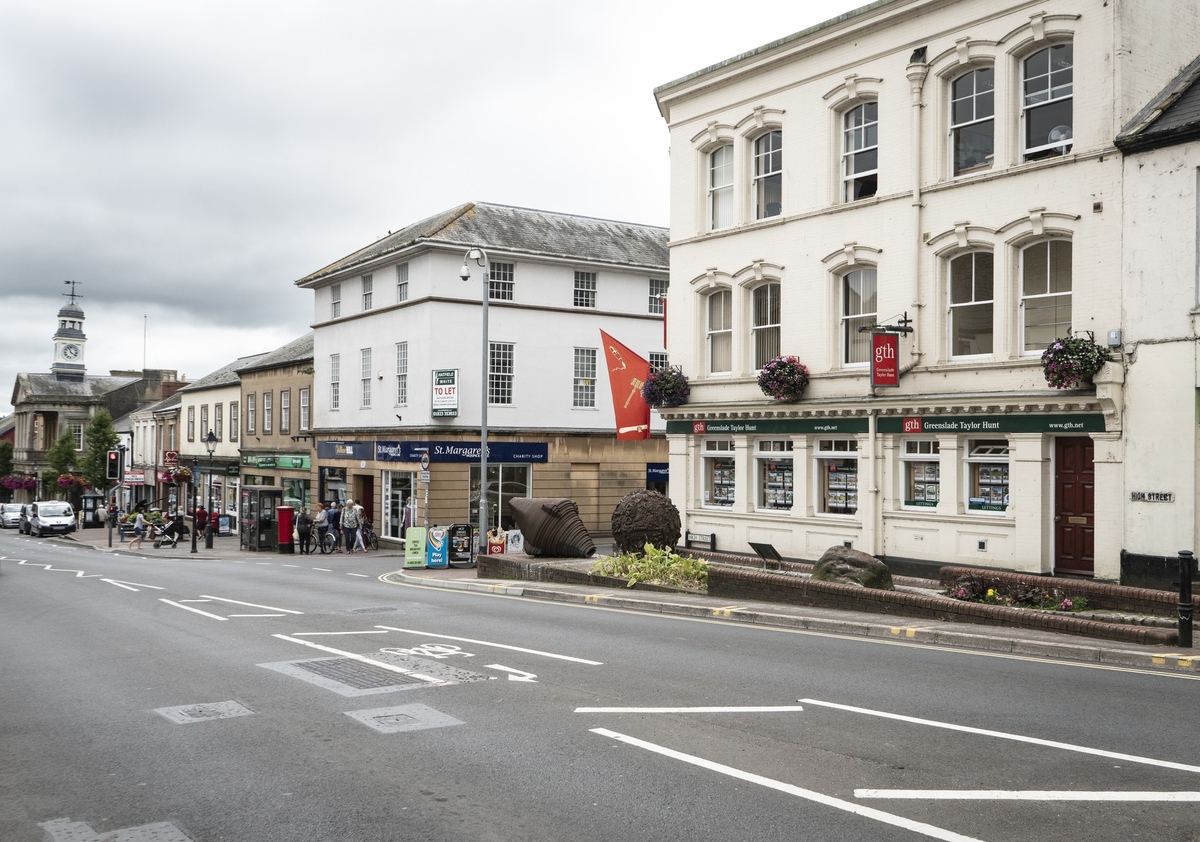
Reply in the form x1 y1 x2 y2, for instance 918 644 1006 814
869 409 881 556
906 51 930 368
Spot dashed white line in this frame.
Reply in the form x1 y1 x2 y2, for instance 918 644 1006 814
312 567 332 572
228 613 288 618
346 573 369 577
199 595 303 614
282 564 300 568
160 599 227 620
292 630 389 636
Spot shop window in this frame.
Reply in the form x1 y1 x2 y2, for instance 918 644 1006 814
383 470 417 539
901 439 940 508
967 439 1009 512
470 463 531 531
815 438 858 515
703 439 735 507
756 439 793 511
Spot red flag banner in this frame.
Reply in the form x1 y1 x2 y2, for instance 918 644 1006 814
600 330 651 440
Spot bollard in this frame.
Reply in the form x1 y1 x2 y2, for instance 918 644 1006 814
1179 550 1195 648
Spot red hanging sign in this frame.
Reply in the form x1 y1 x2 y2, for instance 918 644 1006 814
871 333 900 388
600 330 652 440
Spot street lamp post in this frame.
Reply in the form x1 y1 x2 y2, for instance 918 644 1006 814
31 462 38 501
459 247 489 562
204 431 217 549
190 459 199 554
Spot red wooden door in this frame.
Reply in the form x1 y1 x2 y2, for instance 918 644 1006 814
1054 437 1095 576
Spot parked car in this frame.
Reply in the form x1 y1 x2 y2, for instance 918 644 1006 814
0 503 22 528
28 501 76 537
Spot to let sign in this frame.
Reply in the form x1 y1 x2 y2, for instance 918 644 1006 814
431 369 459 418
871 333 900 388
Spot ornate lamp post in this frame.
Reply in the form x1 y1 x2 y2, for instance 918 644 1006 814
190 458 200 554
459 247 490 560
204 431 217 549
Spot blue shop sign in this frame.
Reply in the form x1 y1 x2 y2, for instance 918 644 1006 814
375 440 548 463
646 463 669 482
317 440 374 460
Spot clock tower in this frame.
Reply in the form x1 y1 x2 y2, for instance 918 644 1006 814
51 283 87 381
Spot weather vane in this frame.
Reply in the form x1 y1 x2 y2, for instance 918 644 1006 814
63 280 83 305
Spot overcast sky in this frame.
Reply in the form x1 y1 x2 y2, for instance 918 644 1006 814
0 0 860 414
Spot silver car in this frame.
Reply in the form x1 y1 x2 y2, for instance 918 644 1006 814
0 503 22 529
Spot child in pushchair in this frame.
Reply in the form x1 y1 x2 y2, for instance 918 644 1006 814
153 518 190 549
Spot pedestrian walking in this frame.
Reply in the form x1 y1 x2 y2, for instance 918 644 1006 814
327 502 342 552
313 502 328 551
296 507 313 554
127 510 148 550
352 500 367 552
341 499 360 553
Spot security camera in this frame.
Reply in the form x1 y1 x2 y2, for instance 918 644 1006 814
459 263 471 282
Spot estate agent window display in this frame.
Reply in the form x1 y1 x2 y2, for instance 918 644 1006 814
966 439 1010 513
815 439 858 516
755 439 793 511
901 439 940 509
702 439 735 508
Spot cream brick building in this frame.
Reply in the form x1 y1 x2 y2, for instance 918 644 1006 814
653 0 1200 581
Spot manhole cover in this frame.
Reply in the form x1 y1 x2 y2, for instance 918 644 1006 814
344 606 406 615
259 657 449 697
155 700 254 724
344 703 463 734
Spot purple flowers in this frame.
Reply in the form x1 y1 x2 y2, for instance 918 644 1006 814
1040 334 1111 389
643 366 690 409
757 355 810 402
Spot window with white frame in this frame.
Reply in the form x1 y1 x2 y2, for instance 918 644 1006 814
951 67 994 175
573 271 596 308
1023 43 1073 161
200 405 209 442
815 438 859 515
299 389 309 431
230 402 239 441
214 403 223 440
966 439 1009 512
709 144 734 229
1021 240 1072 352
843 102 878 201
949 252 994 357
395 342 408 405
489 342 514 405
841 268 877 365
396 263 409 302
753 131 782 219
573 348 597 408
262 392 272 434
330 283 341 319
361 275 373 311
649 351 668 371
702 439 735 507
901 439 940 508
246 393 256 434
69 422 83 450
187 406 195 441
280 389 290 433
752 283 781 370
168 423 176 450
648 278 668 314
489 262 514 301
329 354 340 411
707 289 732 374
360 349 372 408
756 439 793 511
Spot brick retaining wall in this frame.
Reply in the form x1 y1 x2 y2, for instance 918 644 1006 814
938 567 1200 617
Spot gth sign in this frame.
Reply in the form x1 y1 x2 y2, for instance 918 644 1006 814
870 333 900 388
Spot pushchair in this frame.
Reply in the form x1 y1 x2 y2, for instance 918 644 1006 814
153 518 190 549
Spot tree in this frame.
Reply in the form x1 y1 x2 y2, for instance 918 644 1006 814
81 409 120 490
45 431 78 499
0 440 12 478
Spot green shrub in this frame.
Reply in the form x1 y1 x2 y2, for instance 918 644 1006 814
591 543 709 589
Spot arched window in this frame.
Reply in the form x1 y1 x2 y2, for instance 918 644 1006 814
843 103 878 201
1022 43 1073 161
1021 240 1072 351
950 67 994 175
753 131 782 219
948 252 994 357
751 283 781 370
708 145 734 230
841 268 877 364
707 289 733 374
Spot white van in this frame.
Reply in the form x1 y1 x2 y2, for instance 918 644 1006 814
29 501 76 537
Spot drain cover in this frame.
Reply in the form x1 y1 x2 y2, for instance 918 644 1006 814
259 656 447 697
154 700 254 724
344 703 463 734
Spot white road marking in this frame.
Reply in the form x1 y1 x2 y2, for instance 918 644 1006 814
855 790 1200 801
312 567 332 572
347 572 369 577
374 625 603 665
577 705 805 713
228 613 288 617
272 634 447 685
101 578 166 592
160 599 228 620
18 560 100 577
484 664 537 682
801 699 1200 775
592 728 983 842
282 564 300 568
199 595 303 614
255 562 272 565
292 630 389 636
179 599 212 603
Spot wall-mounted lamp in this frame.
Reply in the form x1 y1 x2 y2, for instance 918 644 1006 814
395 414 402 423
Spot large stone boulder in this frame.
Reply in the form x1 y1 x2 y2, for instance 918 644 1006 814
508 497 596 558
610 489 681 554
811 546 894 590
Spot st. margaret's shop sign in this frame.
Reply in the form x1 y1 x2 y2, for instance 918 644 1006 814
669 414 1105 436
374 441 549 463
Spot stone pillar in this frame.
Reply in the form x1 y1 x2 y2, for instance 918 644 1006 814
733 435 753 514
1009 433 1050 573
857 432 878 556
668 433 690 519
936 435 960 516
790 435 812 519
1091 431 1124 581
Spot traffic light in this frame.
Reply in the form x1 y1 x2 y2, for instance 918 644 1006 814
105 450 122 481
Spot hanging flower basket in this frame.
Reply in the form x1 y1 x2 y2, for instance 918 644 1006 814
169 466 193 484
2 475 37 490
757 355 810 402
1040 333 1112 389
56 473 91 490
642 365 690 409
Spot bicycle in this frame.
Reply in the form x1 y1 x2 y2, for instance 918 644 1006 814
304 529 338 555
361 520 380 552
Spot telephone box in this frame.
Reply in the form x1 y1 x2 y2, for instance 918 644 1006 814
241 486 283 551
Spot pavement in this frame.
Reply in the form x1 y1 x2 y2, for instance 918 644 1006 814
54 524 1200 676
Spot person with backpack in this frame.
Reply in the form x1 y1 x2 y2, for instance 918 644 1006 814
341 499 360 553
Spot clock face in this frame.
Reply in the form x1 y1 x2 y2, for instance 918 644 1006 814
63 344 80 360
